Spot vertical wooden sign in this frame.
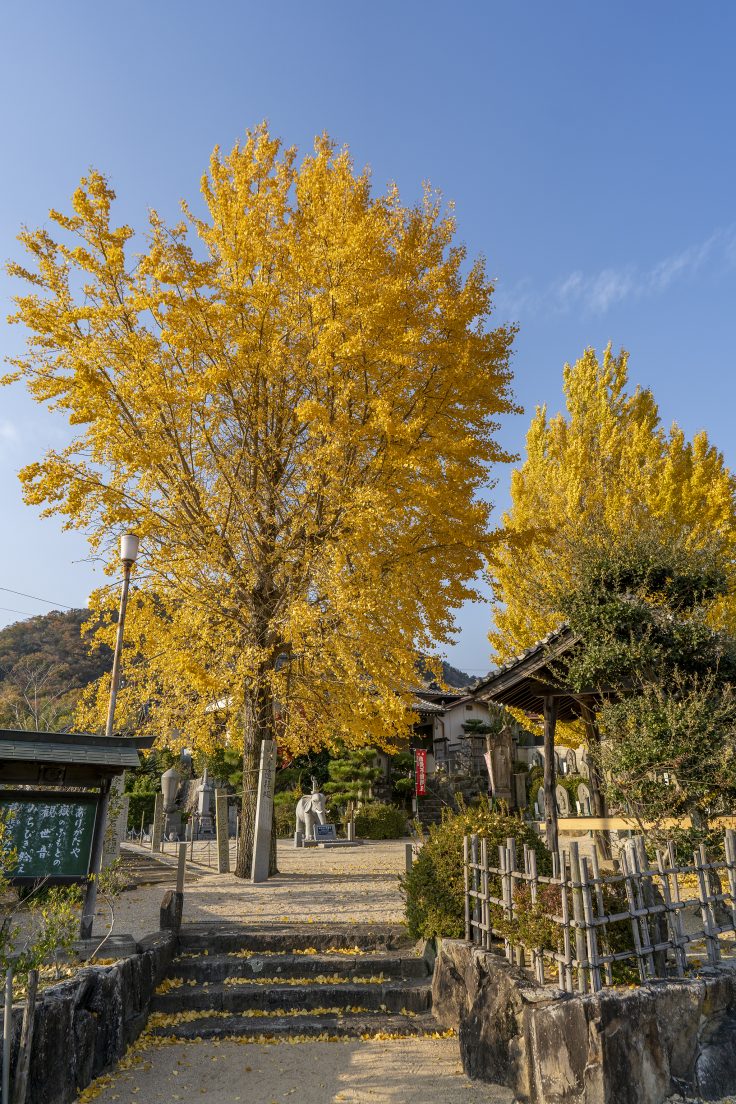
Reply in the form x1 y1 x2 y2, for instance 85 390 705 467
251 740 277 883
215 788 230 873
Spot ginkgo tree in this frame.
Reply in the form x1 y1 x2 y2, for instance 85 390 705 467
5 125 516 876
488 345 736 665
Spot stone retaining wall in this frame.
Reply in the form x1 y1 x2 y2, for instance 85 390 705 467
432 939 736 1104
3 931 175 1104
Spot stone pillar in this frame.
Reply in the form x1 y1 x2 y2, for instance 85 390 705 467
215 788 230 873
251 740 277 883
151 792 164 853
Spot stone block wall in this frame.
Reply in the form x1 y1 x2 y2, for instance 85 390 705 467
432 939 736 1104
3 931 175 1104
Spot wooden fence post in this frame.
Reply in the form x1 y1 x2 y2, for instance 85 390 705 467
725 830 736 933
656 846 686 977
568 842 589 994
470 834 480 941
695 843 721 966
12 968 37 1104
580 856 601 992
557 850 573 993
463 835 471 942
480 837 490 951
589 849 613 987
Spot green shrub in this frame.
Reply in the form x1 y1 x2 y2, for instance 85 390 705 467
354 803 407 840
273 789 300 837
127 792 156 831
401 804 551 941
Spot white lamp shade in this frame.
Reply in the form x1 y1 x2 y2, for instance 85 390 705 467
120 533 140 564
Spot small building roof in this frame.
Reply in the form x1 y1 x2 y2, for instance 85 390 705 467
0 729 154 786
472 626 588 722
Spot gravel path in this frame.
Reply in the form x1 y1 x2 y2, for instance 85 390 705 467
99 840 408 942
83 1037 514 1104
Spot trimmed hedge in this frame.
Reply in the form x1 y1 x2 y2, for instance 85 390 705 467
354 803 408 840
401 804 551 941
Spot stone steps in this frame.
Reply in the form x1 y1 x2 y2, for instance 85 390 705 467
172 951 429 981
150 923 438 1043
147 1010 440 1041
151 978 432 1015
177 922 412 955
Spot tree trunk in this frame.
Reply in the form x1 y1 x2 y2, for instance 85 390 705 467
235 668 279 879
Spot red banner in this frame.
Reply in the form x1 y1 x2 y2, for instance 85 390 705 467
415 749 427 797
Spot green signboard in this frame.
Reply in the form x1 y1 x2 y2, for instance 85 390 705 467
0 791 98 881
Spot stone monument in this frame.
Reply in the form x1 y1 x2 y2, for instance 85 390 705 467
555 783 570 816
294 779 328 846
577 781 592 816
487 724 514 805
196 768 215 838
161 766 182 839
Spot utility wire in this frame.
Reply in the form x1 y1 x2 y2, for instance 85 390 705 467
0 586 74 611
0 604 37 618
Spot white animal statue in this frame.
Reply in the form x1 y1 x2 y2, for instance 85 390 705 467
295 788 328 839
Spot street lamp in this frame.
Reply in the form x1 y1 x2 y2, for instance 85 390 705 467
80 532 140 940
105 533 139 740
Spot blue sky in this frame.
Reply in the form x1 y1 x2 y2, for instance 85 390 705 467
1 2 735 675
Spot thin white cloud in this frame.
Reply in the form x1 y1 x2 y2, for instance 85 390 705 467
495 225 736 319
0 420 19 446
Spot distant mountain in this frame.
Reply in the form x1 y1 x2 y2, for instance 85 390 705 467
441 660 475 689
0 609 112 691
416 656 474 690
0 609 112 731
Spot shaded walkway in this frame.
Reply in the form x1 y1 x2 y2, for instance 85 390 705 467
86 1037 514 1104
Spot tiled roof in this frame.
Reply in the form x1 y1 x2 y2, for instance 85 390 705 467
0 729 151 769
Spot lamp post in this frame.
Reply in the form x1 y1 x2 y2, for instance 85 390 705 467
80 533 139 940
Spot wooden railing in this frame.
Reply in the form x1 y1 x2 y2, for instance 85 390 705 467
463 830 736 993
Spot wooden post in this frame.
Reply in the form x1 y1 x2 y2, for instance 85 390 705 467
580 857 601 992
526 847 545 985
542 696 559 854
405 842 413 875
569 841 589 993
470 833 480 943
589 849 613 986
695 843 721 966
463 835 471 942
12 968 37 1104
656 846 686 977
80 780 111 940
558 851 574 992
724 830 736 932
176 841 187 895
3 967 12 1104
480 837 490 951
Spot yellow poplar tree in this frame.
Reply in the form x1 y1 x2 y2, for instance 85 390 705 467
489 345 736 667
5 126 516 875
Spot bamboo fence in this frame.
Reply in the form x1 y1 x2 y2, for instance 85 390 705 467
463 829 736 993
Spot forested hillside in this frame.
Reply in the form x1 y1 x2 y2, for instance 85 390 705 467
0 609 112 731
0 608 474 731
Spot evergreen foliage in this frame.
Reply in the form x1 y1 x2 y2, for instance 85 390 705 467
556 534 736 849
323 747 381 808
401 804 550 940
